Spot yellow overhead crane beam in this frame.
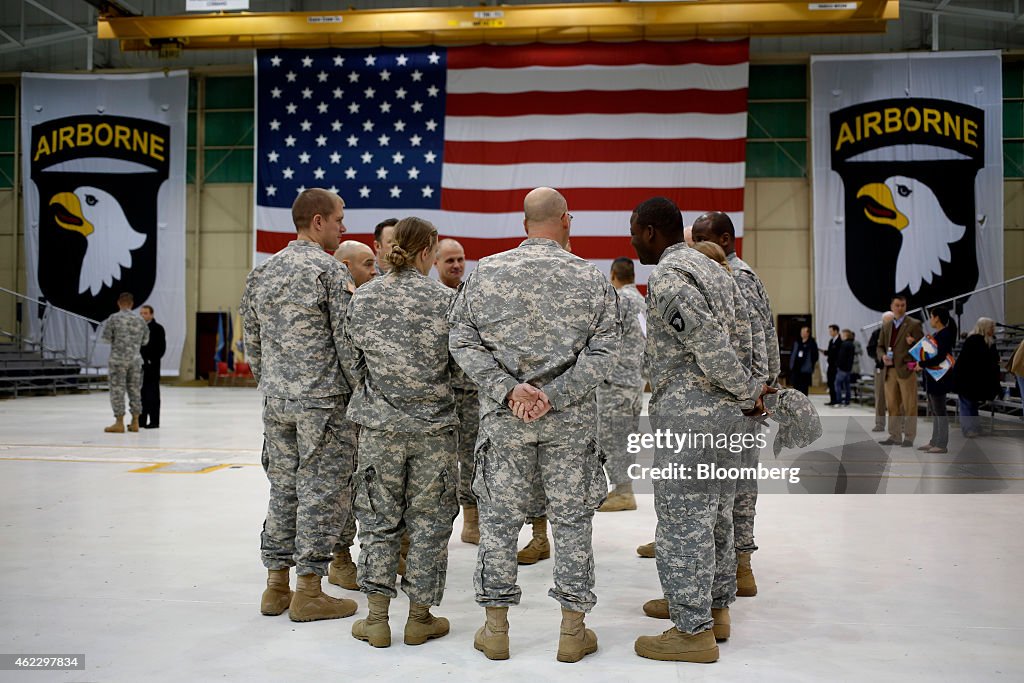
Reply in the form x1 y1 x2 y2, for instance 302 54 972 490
98 1 900 52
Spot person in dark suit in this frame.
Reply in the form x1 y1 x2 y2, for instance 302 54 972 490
821 324 841 405
954 317 1002 438
833 329 856 406
916 307 956 453
789 326 818 395
876 295 924 447
139 305 166 429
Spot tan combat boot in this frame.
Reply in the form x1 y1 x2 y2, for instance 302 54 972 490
328 547 359 591
711 607 730 641
643 598 669 619
128 415 140 432
474 606 510 660
634 627 719 663
104 417 125 433
517 517 550 565
598 483 637 512
397 533 410 576
556 608 598 663
461 505 480 545
260 568 292 616
288 573 358 622
352 593 391 647
636 541 656 558
405 603 450 645
736 552 757 597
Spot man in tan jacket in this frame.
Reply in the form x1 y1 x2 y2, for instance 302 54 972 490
876 295 924 446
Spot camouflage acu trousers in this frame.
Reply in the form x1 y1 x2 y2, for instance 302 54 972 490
354 426 459 605
733 428 760 554
473 408 605 612
596 382 643 486
108 361 142 417
712 446 739 610
260 396 357 576
336 426 359 551
454 386 480 506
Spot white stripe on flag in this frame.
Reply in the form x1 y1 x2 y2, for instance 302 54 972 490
441 161 746 191
447 64 749 94
444 113 748 142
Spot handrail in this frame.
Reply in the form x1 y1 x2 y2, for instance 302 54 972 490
0 287 106 367
859 275 1024 333
0 286 103 327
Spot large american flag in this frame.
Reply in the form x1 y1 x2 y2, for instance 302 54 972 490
254 41 749 283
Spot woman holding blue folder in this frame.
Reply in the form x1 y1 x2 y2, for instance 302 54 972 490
915 307 956 454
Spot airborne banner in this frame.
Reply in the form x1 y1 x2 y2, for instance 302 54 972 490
21 72 187 373
811 52 1003 344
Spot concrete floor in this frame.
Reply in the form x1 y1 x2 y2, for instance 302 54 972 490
1 387 1022 682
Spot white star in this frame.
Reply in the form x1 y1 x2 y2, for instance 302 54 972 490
296 184 306 194
313 167 326 180
284 135 296 147
300 119 312 131
378 134 390 146
270 87 282 99
298 152 311 164
394 120 406 132
365 54 377 67
315 135 328 147
345 167 357 179
347 134 359 147
317 101 328 114
409 134 422 147
270 55 282 67
348 102 360 114
286 103 298 114
269 119 281 131
317 71 328 82
266 184 277 196
392 151 405 164
424 151 437 163
333 87 343 99
379 102 391 114
348 71 359 83
376 167 389 179
364 87 376 99
329 151 342 164
421 186 434 198
331 120 342 132
301 88 312 100
428 52 440 65
407 166 420 179
395 87 407 100
282 167 295 179
427 85 439 98
333 55 344 67
361 152 373 164
396 54 408 66
411 101 423 113
389 185 402 198
425 119 438 132
363 120 375 132
380 69 391 82
302 56 313 67
267 150 279 162
411 70 423 82
329 185 339 193
286 71 297 82
359 185 371 198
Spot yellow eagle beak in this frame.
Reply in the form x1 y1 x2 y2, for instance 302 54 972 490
49 192 94 237
856 183 908 231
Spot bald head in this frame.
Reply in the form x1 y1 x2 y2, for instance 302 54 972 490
334 240 377 287
683 225 694 247
435 238 466 288
523 187 571 247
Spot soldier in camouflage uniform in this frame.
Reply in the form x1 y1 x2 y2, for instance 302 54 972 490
693 211 781 597
345 217 459 649
435 238 482 545
629 197 769 663
101 292 149 433
596 256 647 513
240 188 359 623
449 187 621 663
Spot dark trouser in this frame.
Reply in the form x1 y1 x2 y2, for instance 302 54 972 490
834 370 851 405
958 397 982 437
874 368 887 430
826 366 838 404
926 392 949 448
792 372 811 395
140 364 161 427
